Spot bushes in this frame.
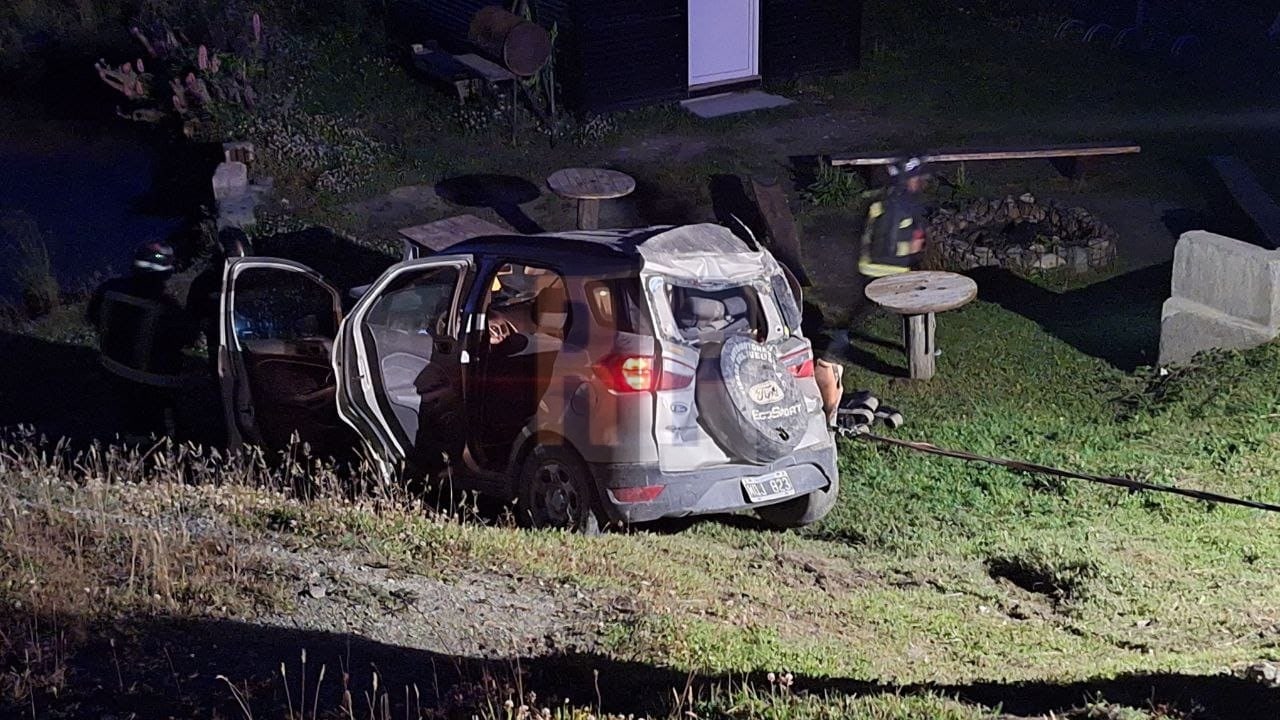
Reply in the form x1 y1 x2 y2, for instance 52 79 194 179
1 212 59 318
228 108 392 193
801 161 869 208
95 11 268 131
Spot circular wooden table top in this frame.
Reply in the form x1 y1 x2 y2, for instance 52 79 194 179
546 168 636 200
865 271 978 315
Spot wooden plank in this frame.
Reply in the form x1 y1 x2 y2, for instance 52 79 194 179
830 141 1141 167
576 198 601 230
749 176 812 286
398 214 509 254
410 45 477 82
1211 155 1280 249
410 44 483 102
454 53 518 82
922 143 1141 163
828 152 904 167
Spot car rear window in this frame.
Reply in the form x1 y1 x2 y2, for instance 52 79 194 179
665 282 766 343
586 279 650 335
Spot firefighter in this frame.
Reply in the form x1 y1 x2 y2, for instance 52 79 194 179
814 159 930 428
858 157 929 279
86 241 199 439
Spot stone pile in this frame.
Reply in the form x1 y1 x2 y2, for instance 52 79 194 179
928 193 1118 274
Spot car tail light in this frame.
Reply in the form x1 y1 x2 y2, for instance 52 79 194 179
595 354 693 393
782 347 815 378
595 354 655 392
612 485 666 503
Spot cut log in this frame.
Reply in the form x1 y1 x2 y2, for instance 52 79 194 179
904 313 937 381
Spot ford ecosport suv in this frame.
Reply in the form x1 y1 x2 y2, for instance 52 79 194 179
217 223 839 531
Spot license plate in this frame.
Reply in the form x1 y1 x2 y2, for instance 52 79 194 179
742 471 796 503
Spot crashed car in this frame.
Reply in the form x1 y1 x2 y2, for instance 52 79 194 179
217 223 839 530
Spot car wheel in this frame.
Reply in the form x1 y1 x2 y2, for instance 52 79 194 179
755 474 839 529
517 444 602 534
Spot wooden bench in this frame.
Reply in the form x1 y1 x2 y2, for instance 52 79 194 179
410 42 520 140
1210 155 1280 249
830 141 1141 181
410 42 517 102
398 214 509 260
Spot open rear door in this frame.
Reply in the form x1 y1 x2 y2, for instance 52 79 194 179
333 256 474 477
219 258 345 454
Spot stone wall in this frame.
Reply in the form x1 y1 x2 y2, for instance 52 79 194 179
928 194 1117 274
1159 230 1280 365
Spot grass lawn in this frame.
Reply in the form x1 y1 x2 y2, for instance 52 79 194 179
7 1 1280 717
4 292 1280 719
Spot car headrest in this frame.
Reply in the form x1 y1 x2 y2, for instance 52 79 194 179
532 284 569 331
680 297 726 326
722 296 748 319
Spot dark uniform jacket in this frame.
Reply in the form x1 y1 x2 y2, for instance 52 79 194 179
86 275 198 382
859 189 927 278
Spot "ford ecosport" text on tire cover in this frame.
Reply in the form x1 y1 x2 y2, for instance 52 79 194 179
695 336 807 464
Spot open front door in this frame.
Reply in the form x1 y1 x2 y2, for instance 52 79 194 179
334 256 474 478
219 258 344 454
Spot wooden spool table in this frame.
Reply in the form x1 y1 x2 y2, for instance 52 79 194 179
546 168 635 230
864 271 978 380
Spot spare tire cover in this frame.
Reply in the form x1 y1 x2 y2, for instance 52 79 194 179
696 336 808 464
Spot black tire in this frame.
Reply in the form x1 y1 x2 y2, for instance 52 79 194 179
756 474 840 529
516 444 603 534
696 337 808 464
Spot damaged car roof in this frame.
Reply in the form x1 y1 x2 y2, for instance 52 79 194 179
441 223 777 281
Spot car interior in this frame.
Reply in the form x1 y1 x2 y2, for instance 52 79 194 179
671 284 765 345
359 266 461 446
229 268 346 452
473 262 571 465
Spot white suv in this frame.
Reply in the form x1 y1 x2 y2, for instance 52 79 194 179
218 223 839 531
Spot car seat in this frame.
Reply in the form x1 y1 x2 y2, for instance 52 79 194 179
720 296 752 336
532 283 570 339
677 296 728 343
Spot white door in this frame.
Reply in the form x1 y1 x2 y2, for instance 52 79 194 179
688 0 759 88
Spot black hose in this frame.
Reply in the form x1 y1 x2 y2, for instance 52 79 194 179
840 427 1280 514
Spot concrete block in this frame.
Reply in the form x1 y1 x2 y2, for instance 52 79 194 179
1169 230 1280 327
1069 246 1090 273
212 161 248 201
216 193 257 231
1158 296 1276 365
